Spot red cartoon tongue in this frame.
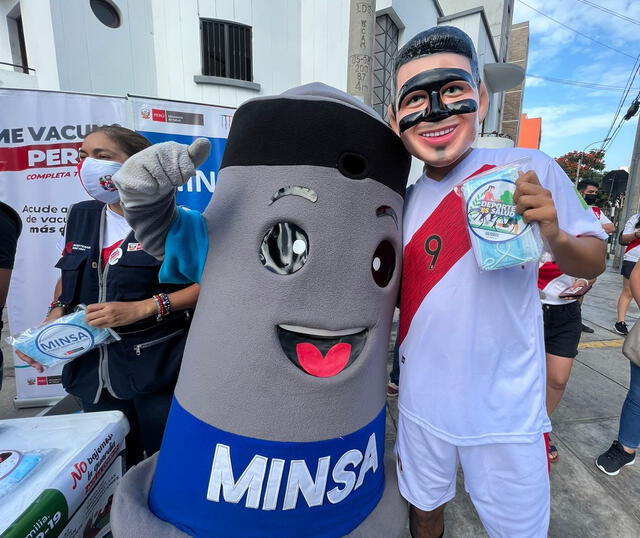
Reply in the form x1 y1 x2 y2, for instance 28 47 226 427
296 342 352 378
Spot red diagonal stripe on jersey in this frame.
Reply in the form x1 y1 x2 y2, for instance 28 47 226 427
625 237 640 253
538 261 563 289
399 165 495 345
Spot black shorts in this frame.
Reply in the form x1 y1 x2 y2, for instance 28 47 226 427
543 301 582 359
621 260 637 280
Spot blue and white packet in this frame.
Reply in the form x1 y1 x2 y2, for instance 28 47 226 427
459 158 543 271
6 305 121 369
0 449 52 498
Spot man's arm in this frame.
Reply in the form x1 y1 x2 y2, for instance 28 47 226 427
514 171 606 279
619 229 639 245
603 222 615 235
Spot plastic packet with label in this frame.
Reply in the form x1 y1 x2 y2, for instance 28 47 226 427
0 448 55 499
5 305 121 369
457 158 543 271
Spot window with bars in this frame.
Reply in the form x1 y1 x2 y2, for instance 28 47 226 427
200 19 253 82
373 14 399 122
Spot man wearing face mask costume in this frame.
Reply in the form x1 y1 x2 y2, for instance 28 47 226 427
387 27 608 537
16 126 199 469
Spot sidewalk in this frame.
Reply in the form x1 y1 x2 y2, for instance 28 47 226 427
2 264 639 536
386 263 640 537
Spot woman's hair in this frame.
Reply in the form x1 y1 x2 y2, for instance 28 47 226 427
86 125 151 157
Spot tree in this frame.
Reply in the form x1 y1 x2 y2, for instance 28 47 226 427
555 150 605 183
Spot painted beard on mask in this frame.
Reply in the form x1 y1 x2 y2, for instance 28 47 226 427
396 68 478 133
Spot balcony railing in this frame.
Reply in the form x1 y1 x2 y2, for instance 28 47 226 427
0 61 35 74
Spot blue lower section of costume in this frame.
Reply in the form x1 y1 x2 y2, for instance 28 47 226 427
149 398 386 537
159 207 209 284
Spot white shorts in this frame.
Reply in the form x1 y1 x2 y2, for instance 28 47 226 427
395 413 550 538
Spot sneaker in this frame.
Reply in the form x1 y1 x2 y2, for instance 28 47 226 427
581 323 595 333
614 321 629 336
386 382 399 398
595 441 636 475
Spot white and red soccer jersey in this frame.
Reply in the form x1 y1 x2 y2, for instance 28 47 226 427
623 213 640 262
590 206 612 228
538 253 576 305
398 148 607 446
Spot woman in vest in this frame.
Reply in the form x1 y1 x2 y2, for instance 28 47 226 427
17 126 199 468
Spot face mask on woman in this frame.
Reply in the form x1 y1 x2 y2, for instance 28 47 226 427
78 157 122 204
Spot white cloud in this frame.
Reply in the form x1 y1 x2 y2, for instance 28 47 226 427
524 75 546 87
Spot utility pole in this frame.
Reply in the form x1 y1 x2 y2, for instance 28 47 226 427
613 112 640 269
346 0 376 105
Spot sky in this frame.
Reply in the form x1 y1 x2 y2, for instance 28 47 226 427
512 0 640 171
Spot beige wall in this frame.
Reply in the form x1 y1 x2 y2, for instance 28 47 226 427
501 21 529 142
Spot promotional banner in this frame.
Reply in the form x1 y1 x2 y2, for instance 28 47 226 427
129 95 235 212
0 89 127 406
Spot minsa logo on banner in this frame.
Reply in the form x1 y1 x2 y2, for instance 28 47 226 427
140 104 205 126
0 124 102 173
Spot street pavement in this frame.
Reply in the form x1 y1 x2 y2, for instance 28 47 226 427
2 262 639 536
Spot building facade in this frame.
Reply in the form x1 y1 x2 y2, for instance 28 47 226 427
518 113 542 149
501 21 529 143
1 0 523 175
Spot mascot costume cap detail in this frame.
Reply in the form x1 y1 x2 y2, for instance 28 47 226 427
110 83 411 537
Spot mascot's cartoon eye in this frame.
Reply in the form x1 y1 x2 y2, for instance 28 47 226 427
260 222 309 274
372 240 395 287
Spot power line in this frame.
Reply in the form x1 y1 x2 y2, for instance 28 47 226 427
517 0 637 60
602 91 640 153
527 73 640 91
574 0 640 26
600 60 640 153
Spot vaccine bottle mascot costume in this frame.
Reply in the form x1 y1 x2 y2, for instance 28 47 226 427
109 83 411 537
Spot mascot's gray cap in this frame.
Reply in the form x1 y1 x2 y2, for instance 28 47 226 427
221 82 411 198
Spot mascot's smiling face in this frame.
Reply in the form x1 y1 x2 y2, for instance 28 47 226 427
171 87 409 443
196 162 403 380
262 179 400 379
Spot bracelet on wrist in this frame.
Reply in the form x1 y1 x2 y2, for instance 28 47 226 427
152 293 172 322
47 300 67 316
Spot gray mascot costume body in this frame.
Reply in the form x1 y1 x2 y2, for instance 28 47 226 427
110 84 411 537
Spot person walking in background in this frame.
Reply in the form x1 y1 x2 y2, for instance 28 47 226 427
0 201 22 391
578 179 615 235
577 179 615 333
615 213 640 336
596 261 640 475
539 252 591 463
16 126 199 468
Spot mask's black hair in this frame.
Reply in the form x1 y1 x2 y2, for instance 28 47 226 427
392 26 481 108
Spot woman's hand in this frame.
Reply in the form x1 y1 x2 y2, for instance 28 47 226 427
14 307 66 373
85 300 155 328
15 349 45 373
